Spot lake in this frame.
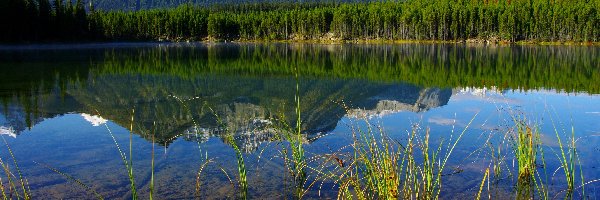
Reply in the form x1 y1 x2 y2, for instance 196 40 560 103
0 43 598 199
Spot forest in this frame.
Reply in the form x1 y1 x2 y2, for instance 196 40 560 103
1 0 599 43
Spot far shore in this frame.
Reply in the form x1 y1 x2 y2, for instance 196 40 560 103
2 38 599 47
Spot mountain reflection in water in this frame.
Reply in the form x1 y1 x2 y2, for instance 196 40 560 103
0 73 452 152
1 43 597 151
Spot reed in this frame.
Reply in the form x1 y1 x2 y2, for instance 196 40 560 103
98 109 156 199
345 121 401 199
476 168 490 200
507 118 549 200
207 106 248 199
268 70 308 198
270 115 309 198
331 112 477 200
226 133 248 199
34 161 104 199
548 117 582 199
149 122 156 200
512 121 537 195
0 136 31 200
291 73 307 198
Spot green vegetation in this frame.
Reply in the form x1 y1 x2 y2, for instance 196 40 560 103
473 114 593 199
2 0 599 42
86 0 600 42
549 115 584 198
315 111 477 199
509 120 547 199
209 105 249 199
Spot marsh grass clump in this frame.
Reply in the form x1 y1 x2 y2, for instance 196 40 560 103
336 121 401 199
222 130 248 199
263 71 310 199
512 122 538 187
507 118 548 199
329 112 477 200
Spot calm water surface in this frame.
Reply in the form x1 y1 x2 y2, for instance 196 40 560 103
0 43 599 199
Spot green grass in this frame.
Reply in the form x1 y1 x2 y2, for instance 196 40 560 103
101 109 162 199
207 105 248 199
511 120 539 198
548 113 583 199
325 111 478 200
95 109 139 199
468 109 588 199
149 122 156 200
269 72 308 198
36 109 162 199
4 110 599 199
172 94 251 199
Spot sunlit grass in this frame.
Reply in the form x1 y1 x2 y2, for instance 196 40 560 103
0 136 31 200
476 168 490 200
324 110 478 200
509 119 544 198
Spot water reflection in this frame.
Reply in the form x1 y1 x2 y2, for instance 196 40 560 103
0 43 598 198
0 43 598 149
0 72 453 152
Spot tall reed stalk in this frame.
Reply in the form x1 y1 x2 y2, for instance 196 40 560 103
99 109 138 199
291 70 307 198
272 67 307 198
549 115 583 199
0 136 30 200
207 106 248 199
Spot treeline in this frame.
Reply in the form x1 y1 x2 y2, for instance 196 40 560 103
2 0 599 42
91 0 599 42
0 0 91 42
85 0 358 11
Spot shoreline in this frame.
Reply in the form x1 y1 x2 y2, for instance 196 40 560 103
231 38 600 46
2 38 599 47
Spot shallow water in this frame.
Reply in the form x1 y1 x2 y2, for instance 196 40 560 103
0 43 599 199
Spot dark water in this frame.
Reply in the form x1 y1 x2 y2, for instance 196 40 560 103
0 43 599 199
